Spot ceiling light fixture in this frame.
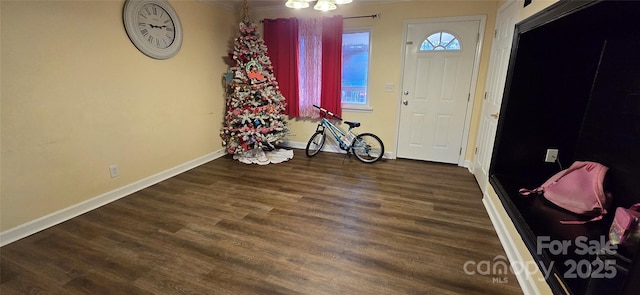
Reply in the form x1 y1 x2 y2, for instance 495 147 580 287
285 0 353 12
285 0 309 9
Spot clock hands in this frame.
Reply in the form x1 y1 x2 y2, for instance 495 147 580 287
140 23 169 29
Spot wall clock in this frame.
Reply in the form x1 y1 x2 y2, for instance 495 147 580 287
123 0 183 59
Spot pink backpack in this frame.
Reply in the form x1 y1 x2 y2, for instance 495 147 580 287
519 161 611 224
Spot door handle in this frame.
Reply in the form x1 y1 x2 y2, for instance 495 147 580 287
404 91 409 95
490 112 499 119
402 100 409 105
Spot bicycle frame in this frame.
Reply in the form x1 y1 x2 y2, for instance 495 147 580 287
315 117 354 149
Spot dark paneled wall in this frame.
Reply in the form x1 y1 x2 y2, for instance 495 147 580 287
490 1 640 294
576 38 640 210
493 26 599 185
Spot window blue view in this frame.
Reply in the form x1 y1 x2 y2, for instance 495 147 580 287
342 32 370 105
420 32 461 51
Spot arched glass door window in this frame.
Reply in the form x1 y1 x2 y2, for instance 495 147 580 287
420 32 461 51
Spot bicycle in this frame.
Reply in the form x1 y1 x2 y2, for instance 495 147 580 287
305 105 384 163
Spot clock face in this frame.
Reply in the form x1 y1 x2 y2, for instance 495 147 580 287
137 3 175 49
123 0 182 59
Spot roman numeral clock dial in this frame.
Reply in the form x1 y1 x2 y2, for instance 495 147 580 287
137 3 175 49
123 0 182 59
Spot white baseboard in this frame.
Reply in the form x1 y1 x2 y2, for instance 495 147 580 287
282 141 394 159
464 160 472 170
0 149 226 247
483 194 545 295
281 141 342 154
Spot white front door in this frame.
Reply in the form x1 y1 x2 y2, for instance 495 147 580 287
473 1 519 193
397 19 481 164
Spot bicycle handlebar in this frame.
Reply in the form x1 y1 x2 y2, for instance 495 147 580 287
312 105 342 121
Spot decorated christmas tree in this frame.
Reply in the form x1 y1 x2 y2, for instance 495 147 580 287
220 7 289 157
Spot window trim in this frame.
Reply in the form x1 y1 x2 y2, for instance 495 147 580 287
342 27 373 112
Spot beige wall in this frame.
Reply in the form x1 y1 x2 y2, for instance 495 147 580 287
252 1 499 161
0 0 562 236
519 0 558 20
0 0 236 231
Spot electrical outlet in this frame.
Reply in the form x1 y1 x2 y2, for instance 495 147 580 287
109 165 119 178
545 149 559 163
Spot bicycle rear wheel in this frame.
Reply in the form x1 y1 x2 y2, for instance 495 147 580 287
351 133 384 163
305 131 326 157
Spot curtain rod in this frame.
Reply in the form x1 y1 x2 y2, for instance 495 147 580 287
343 13 379 20
261 13 379 23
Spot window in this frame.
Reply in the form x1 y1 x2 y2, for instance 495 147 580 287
342 30 371 110
420 32 461 51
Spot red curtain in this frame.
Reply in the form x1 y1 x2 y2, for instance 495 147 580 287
320 16 343 118
264 18 300 117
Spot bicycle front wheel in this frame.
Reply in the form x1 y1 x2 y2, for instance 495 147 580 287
305 131 326 157
351 133 384 163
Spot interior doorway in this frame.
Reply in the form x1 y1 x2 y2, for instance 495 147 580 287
473 1 520 193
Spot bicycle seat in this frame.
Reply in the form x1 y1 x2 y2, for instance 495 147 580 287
345 121 361 128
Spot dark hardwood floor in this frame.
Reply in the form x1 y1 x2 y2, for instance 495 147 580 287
1 149 522 294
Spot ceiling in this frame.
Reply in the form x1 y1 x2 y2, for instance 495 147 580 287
244 1 285 8
216 0 406 10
